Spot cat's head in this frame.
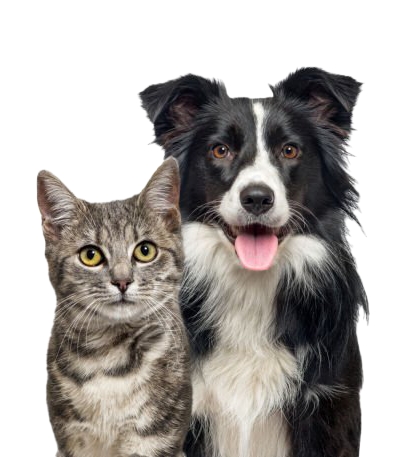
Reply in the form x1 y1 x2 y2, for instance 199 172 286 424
37 158 182 324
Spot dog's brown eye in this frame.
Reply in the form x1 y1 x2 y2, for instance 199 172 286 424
282 144 300 159
212 144 230 159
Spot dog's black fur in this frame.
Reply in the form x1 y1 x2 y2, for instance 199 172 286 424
140 68 368 457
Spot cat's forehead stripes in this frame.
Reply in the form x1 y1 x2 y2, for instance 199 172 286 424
86 200 138 245
96 220 136 244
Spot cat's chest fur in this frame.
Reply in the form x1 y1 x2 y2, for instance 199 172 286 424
51 327 169 442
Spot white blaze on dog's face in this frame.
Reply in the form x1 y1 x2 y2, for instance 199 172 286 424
219 102 290 271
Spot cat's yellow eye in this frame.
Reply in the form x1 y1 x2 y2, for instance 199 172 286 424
133 241 157 263
79 246 104 267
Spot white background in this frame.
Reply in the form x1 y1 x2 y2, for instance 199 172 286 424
1 1 419 455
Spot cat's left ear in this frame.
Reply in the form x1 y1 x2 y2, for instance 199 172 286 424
37 171 84 241
141 158 181 231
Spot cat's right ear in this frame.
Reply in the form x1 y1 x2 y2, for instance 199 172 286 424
140 74 226 154
37 171 83 241
141 158 181 231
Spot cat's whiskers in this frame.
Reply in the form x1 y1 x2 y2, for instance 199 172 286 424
75 298 101 358
142 297 184 367
146 293 186 337
55 294 100 360
56 289 91 306
149 302 185 339
84 301 103 348
70 299 102 359
54 289 97 321
140 286 186 328
54 297 98 331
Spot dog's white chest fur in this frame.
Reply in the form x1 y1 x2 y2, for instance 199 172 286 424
182 223 313 457
193 346 298 457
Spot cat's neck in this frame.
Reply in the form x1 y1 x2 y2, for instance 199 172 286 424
53 300 169 355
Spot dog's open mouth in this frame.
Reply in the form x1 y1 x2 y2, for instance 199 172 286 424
221 223 290 271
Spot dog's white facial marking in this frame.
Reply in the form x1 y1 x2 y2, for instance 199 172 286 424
182 223 332 457
219 102 290 228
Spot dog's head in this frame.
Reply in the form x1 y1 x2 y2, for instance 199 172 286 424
140 68 361 271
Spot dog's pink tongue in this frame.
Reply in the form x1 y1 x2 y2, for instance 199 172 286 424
235 233 278 271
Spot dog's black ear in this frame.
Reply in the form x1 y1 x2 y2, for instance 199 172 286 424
140 75 225 151
271 68 362 139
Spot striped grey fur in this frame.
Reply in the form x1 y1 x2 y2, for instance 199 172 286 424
38 158 191 457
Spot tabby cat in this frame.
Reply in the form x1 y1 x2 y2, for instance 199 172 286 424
37 158 191 457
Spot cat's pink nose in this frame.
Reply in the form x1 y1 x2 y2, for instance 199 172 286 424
111 279 133 293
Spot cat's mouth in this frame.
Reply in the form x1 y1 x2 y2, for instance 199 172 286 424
100 296 146 324
109 296 135 306
119 297 133 304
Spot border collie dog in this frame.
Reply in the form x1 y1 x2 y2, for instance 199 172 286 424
140 68 368 457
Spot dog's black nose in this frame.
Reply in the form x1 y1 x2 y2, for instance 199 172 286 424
240 185 274 216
